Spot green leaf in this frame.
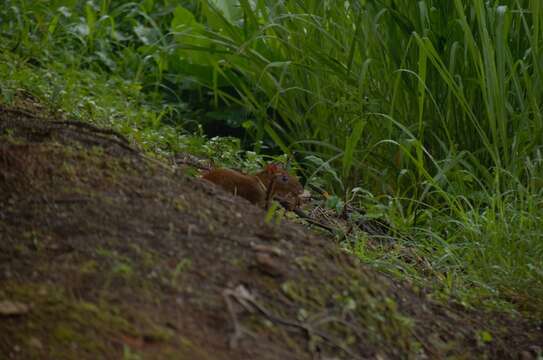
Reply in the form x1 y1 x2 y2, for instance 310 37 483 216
209 0 241 23
478 330 493 343
342 119 365 180
171 6 213 64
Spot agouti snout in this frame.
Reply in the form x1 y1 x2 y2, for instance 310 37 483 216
202 164 303 209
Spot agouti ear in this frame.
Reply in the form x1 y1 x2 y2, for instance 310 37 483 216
265 163 280 174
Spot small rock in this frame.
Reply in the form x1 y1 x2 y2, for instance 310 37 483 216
250 243 283 256
255 253 286 278
28 337 43 349
0 301 30 316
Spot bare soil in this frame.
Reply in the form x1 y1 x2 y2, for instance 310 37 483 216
1 101 542 359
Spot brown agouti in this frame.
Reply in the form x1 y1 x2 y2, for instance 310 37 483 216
202 163 303 208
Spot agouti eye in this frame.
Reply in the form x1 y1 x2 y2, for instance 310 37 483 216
280 174 289 183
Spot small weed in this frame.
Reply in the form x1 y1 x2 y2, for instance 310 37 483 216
171 258 192 287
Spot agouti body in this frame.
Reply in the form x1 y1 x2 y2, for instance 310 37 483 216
202 164 303 208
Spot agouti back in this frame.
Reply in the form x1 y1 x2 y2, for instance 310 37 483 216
202 164 303 208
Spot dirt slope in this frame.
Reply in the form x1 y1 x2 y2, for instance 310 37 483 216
0 102 542 359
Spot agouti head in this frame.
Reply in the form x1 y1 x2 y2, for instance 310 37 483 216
256 163 304 198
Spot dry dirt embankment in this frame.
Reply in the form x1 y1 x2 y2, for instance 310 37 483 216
1 102 542 359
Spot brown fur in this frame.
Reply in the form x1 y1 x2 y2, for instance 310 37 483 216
202 164 303 208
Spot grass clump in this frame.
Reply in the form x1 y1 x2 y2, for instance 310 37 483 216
186 0 543 314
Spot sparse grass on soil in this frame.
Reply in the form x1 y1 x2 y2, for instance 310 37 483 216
1 100 542 359
2 1 543 318
2 1 543 357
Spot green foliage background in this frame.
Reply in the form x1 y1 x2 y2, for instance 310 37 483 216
1 0 542 314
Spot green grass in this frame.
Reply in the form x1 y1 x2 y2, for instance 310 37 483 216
1 0 542 316
191 0 543 315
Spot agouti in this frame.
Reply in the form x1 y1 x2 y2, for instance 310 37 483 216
202 164 304 208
